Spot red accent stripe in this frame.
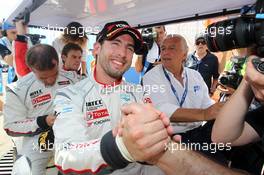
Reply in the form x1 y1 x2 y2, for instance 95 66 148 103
55 163 108 174
4 128 35 135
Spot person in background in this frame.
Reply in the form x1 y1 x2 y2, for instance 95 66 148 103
143 34 225 162
185 34 219 95
52 21 88 76
135 26 166 77
61 42 83 73
3 44 80 175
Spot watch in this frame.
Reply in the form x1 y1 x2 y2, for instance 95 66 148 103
252 58 264 74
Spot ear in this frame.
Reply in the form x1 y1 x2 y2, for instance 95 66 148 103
93 42 101 56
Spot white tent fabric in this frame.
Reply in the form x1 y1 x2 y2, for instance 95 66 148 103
7 0 255 31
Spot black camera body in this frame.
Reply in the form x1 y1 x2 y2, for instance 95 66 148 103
141 27 157 50
26 34 46 45
218 57 245 89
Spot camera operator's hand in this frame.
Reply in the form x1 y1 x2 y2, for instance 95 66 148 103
245 56 264 102
204 102 225 120
119 103 172 163
15 20 27 35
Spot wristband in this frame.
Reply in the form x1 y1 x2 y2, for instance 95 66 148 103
115 135 135 162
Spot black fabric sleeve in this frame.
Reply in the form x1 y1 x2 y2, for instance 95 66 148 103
245 106 264 138
36 115 50 130
16 35 28 43
100 131 130 170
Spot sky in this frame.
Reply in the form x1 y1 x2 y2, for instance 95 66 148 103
0 0 23 21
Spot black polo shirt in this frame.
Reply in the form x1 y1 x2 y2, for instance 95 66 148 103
186 52 219 91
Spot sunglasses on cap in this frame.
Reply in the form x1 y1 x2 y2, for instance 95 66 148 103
195 40 206 45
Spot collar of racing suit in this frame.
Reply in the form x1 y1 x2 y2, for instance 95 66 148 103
93 67 122 88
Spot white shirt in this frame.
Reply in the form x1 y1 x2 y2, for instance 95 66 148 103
143 64 214 133
146 41 159 63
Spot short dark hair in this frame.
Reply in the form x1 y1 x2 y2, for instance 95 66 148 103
61 43 83 64
61 43 83 56
26 44 58 71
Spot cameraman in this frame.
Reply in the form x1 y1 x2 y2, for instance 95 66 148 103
213 56 264 143
135 26 166 76
212 57 264 172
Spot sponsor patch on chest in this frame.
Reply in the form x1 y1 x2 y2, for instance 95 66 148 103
31 94 51 108
57 80 71 86
84 107 110 127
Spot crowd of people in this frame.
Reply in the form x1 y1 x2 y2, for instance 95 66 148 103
0 18 263 175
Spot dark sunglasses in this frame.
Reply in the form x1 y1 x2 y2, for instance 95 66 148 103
195 40 206 45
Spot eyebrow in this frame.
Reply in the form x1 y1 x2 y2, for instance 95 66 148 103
113 38 135 48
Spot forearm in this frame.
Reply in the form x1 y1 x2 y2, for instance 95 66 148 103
211 79 218 90
170 108 206 122
212 79 254 143
156 143 249 175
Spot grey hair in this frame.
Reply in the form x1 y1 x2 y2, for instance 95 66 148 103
166 34 189 52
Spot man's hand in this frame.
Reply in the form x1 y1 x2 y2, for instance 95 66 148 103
245 56 264 102
119 103 172 163
45 115 56 126
204 102 225 120
15 20 27 35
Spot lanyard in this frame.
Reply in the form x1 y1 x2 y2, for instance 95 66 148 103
162 66 188 107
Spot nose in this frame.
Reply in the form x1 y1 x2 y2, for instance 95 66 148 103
117 45 127 58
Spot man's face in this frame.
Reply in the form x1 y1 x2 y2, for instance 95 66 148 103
160 37 187 70
94 34 135 79
32 63 59 87
195 38 207 54
155 26 166 45
6 29 17 41
62 49 82 71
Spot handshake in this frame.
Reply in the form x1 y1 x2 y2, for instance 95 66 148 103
101 103 175 169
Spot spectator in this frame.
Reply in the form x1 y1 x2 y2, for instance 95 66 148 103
0 21 17 87
53 21 165 174
143 34 224 161
52 21 88 76
61 42 83 73
185 34 219 95
3 44 80 175
135 26 166 76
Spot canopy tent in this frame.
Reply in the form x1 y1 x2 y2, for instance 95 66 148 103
6 0 256 31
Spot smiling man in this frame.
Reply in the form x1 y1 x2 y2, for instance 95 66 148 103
52 21 167 175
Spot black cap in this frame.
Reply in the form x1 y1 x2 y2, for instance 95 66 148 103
96 21 146 54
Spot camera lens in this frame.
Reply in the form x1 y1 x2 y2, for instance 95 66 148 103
205 17 256 52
